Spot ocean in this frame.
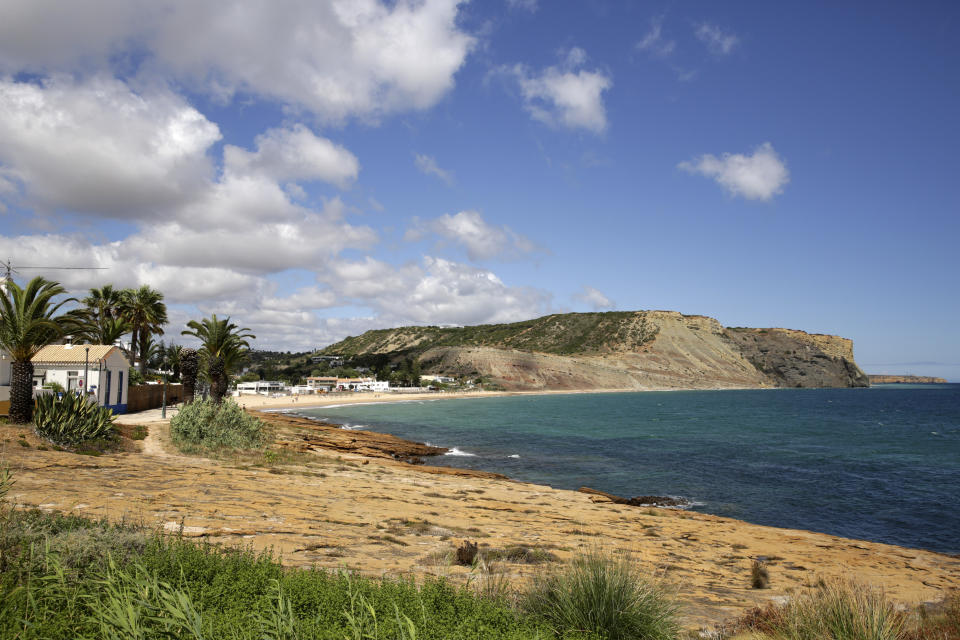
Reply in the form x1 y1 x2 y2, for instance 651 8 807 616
294 385 960 554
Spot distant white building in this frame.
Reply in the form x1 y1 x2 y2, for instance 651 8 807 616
337 377 390 392
32 344 131 413
305 376 338 392
235 380 287 396
421 375 456 384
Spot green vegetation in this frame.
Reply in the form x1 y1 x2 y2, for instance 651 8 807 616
0 507 559 640
523 547 680 640
726 581 960 640
0 276 75 423
322 311 660 360
33 392 117 446
170 398 267 453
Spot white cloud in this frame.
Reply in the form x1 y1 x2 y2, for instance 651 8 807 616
636 16 675 58
408 210 536 261
0 0 475 123
695 23 739 56
575 286 614 310
0 75 220 217
509 47 612 134
224 125 359 189
678 142 789 201
414 153 454 186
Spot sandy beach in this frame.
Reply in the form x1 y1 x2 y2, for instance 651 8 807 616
2 395 958 632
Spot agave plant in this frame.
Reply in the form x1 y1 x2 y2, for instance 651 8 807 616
34 393 117 446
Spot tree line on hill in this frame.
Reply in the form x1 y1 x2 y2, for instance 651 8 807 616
0 276 254 424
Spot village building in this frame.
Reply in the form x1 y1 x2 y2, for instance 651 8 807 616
305 376 338 392
31 344 131 413
235 380 287 395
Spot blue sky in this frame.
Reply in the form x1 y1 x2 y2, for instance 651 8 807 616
0 1 957 379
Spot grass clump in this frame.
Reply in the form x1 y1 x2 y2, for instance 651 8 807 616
170 398 267 453
731 580 906 640
523 547 681 640
33 392 116 446
751 560 770 589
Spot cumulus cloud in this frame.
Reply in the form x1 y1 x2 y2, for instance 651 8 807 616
224 125 359 188
678 142 789 201
413 153 454 186
695 23 739 55
508 47 612 134
636 16 675 58
407 210 536 261
0 0 475 123
0 75 220 217
575 286 614 310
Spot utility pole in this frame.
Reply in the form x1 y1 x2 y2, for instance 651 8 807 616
84 346 90 398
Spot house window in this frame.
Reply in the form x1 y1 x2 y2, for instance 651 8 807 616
67 371 80 392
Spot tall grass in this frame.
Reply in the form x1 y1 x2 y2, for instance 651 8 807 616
732 580 906 640
0 506 551 639
523 547 681 640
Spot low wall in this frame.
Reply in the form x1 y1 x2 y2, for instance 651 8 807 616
127 384 184 413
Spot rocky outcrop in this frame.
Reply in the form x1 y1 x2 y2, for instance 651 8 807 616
868 375 948 384
323 311 869 390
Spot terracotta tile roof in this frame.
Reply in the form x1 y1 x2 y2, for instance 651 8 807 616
32 345 126 365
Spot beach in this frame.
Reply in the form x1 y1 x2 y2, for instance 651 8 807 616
2 393 959 631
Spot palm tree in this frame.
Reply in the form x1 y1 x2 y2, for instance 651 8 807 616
0 277 74 424
82 284 124 322
73 315 131 346
120 285 168 376
164 344 183 382
181 315 255 404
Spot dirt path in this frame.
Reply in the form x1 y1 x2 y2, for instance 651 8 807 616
2 418 958 632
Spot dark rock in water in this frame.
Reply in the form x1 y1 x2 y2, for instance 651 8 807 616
578 486 690 508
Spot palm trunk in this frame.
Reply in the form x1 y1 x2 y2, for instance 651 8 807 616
9 361 35 425
209 356 226 404
138 330 149 375
180 348 198 404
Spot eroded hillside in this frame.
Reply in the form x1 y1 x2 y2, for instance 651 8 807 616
322 311 869 390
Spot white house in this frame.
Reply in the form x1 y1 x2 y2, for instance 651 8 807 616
235 380 287 396
337 377 390 392
32 344 131 413
0 348 11 410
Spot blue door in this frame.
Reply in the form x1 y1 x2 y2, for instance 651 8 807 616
105 370 112 406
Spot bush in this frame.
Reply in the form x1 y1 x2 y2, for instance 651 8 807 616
33 392 116 446
523 548 680 640
732 580 906 640
170 398 267 452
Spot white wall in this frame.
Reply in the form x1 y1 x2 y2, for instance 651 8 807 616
39 350 129 408
0 350 10 386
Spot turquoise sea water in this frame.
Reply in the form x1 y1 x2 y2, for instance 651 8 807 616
294 385 960 554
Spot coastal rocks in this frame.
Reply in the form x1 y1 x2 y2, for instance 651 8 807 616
578 486 691 508
261 412 448 460
868 375 948 384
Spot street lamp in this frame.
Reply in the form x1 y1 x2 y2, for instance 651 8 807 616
84 346 90 397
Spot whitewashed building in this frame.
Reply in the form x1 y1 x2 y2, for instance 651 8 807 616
235 380 287 396
337 377 390 392
0 349 11 409
31 344 131 413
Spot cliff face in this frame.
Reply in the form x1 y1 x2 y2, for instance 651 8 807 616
323 311 869 391
868 375 948 384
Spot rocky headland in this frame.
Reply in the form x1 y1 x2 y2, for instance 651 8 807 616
322 310 869 391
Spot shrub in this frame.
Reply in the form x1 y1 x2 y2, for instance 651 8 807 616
170 398 267 452
732 580 906 640
751 560 770 589
523 547 680 640
33 393 116 446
